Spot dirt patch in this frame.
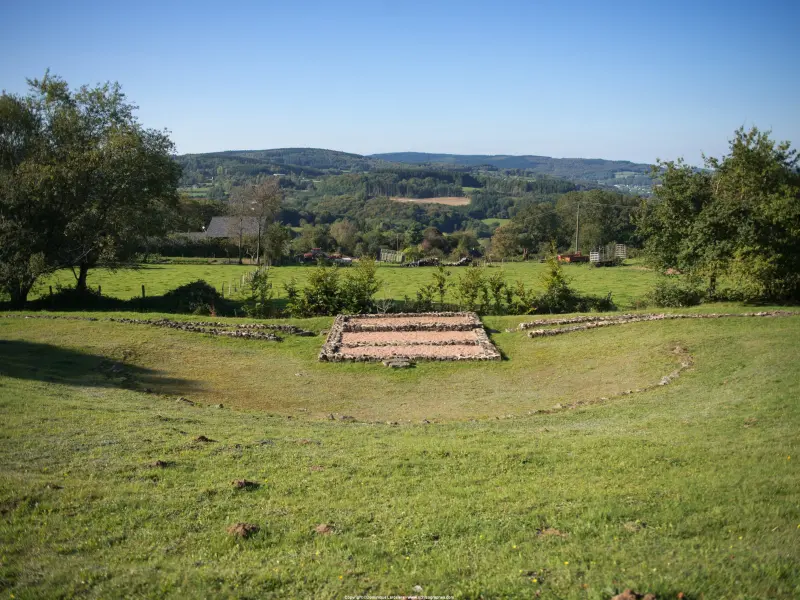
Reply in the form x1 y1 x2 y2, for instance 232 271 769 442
194 435 215 443
346 314 479 331
340 344 487 360
231 479 260 490
148 460 173 468
536 527 567 537
314 523 334 535
309 466 325 472
391 196 470 206
341 330 479 346
611 590 656 600
227 522 259 538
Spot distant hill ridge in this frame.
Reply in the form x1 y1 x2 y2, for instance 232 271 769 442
368 152 652 180
176 147 654 187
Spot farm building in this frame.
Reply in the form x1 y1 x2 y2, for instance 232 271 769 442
203 216 261 239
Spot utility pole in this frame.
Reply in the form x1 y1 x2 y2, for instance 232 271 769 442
574 202 580 253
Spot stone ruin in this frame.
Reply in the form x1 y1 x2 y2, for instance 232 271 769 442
318 312 501 363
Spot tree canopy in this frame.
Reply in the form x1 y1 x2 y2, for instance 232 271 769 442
0 73 180 304
637 127 800 301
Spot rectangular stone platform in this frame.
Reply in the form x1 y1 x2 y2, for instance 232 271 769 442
318 312 501 362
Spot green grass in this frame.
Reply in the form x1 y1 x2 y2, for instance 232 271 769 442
39 262 656 308
1 309 799 598
481 218 511 227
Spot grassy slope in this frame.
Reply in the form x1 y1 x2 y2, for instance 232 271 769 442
0 310 799 598
39 262 656 309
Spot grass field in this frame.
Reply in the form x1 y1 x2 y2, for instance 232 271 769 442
40 262 657 308
391 197 471 206
481 218 511 228
1 308 799 598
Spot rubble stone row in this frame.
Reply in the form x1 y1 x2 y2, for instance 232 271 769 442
522 310 797 338
342 312 481 333
0 313 320 341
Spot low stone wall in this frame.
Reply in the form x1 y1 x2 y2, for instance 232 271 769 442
520 310 797 338
0 314 318 341
331 349 501 362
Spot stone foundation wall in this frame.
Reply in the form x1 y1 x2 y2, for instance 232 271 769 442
319 312 501 362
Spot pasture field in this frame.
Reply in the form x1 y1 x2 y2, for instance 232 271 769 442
481 217 511 227
0 308 798 598
391 196 471 206
40 262 657 308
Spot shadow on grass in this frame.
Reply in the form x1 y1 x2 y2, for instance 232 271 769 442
0 339 198 395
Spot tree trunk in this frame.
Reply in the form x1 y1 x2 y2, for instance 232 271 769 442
9 283 32 309
76 263 90 293
238 230 243 265
256 223 262 266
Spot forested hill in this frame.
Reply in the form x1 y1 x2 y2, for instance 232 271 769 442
369 152 652 182
176 148 378 185
176 147 654 190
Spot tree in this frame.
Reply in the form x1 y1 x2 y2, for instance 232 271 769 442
227 186 251 264
0 73 180 302
330 219 358 254
513 202 560 253
450 230 479 258
638 127 800 301
489 224 522 260
244 178 282 265
0 90 55 306
262 222 292 266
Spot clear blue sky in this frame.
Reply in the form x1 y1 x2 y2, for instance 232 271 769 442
2 0 798 165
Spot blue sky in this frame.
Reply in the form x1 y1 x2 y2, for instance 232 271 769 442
2 0 798 165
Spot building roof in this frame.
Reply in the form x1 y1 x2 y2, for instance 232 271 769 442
205 216 261 238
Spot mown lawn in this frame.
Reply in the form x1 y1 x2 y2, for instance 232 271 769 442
0 309 798 598
40 261 657 309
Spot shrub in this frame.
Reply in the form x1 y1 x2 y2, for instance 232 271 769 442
288 264 342 317
157 280 227 314
455 266 486 312
644 276 705 308
340 258 382 314
243 268 274 318
508 280 537 315
432 265 451 307
529 253 618 314
288 259 383 317
486 271 507 315
22 285 125 311
283 277 299 304
411 284 436 312
533 255 576 314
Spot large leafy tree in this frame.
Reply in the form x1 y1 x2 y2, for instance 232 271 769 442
638 127 800 300
0 89 60 305
512 201 561 253
489 223 522 260
0 73 181 303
